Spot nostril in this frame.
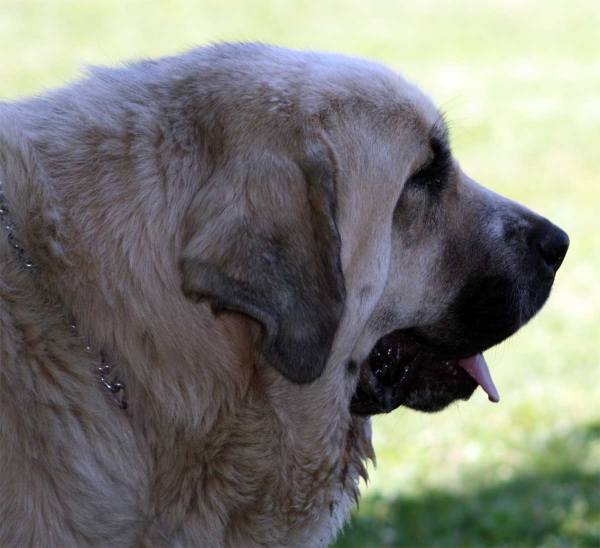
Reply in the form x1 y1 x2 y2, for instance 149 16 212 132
538 227 570 274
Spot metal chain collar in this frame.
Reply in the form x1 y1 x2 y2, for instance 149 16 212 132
0 180 127 409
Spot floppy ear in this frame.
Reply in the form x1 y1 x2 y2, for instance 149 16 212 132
180 140 346 384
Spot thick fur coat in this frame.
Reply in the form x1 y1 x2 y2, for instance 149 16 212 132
0 44 567 546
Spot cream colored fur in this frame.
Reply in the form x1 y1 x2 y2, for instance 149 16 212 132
0 43 511 546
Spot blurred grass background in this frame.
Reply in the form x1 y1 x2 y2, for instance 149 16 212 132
1 0 598 546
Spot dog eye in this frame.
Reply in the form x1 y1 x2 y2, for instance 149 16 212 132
407 162 442 190
406 146 452 192
411 161 432 181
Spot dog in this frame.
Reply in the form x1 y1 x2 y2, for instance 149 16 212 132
0 43 568 546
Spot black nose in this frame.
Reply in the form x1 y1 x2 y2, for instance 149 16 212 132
537 223 569 274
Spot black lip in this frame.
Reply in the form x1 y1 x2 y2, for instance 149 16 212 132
400 325 496 361
351 351 425 414
350 330 480 416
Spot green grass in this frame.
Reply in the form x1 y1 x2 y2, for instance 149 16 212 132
340 424 599 547
1 1 598 546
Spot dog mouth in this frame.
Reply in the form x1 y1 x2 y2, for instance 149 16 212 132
350 330 499 415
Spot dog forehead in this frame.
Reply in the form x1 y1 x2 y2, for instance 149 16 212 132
178 44 442 165
201 44 440 127
306 55 443 147
304 55 443 162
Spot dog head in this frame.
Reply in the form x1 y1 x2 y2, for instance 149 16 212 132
175 49 564 420
174 45 568 418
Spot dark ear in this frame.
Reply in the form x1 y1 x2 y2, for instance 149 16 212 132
180 141 345 384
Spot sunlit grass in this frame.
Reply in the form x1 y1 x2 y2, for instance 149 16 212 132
1 1 598 546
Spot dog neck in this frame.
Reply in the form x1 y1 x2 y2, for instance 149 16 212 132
0 121 240 431
0 179 129 409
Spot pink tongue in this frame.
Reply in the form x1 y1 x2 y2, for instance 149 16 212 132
458 354 500 403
